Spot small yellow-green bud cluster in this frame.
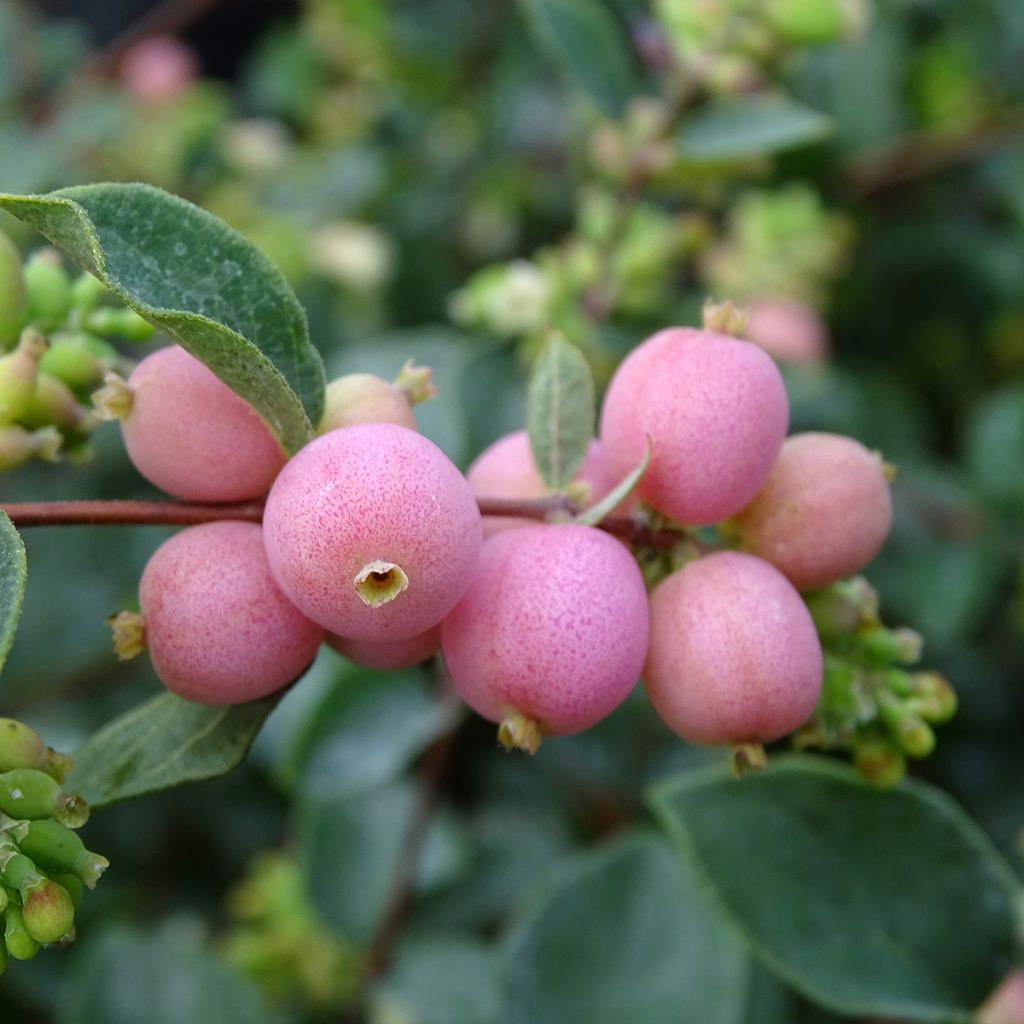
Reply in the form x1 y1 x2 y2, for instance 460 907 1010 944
0 231 157 469
0 718 109 972
795 577 957 787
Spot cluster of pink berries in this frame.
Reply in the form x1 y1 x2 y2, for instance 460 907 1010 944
112 325 893 756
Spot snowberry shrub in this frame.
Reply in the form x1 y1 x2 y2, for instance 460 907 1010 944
599 327 789 524
440 524 649 752
139 521 324 704
263 422 482 641
116 345 286 502
644 551 823 745
730 431 893 590
466 429 616 535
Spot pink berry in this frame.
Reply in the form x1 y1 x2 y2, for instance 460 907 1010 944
120 35 199 104
644 551 822 745
731 432 893 591
120 346 286 502
599 327 789 525
263 423 482 641
139 521 324 705
319 373 416 433
440 524 649 750
743 298 829 364
980 971 1024 1024
466 430 616 535
327 626 439 671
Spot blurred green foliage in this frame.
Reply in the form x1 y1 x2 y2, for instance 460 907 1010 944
2 0 1024 1020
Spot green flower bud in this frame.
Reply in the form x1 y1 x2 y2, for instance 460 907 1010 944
907 672 958 725
0 424 62 470
879 693 936 758
3 904 39 960
853 732 906 788
804 577 880 638
69 272 107 314
0 231 27 347
38 332 112 392
85 307 154 341
12 820 109 889
19 373 96 435
0 768 89 827
24 250 71 332
0 328 48 424
0 718 72 782
52 873 83 909
858 626 923 666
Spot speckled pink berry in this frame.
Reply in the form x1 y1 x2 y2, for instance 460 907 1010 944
440 524 649 751
263 423 482 641
120 345 286 501
467 430 617 536
120 35 199 104
743 297 829 364
318 373 416 433
731 432 893 591
327 626 439 670
644 551 822 745
599 327 789 525
139 521 324 705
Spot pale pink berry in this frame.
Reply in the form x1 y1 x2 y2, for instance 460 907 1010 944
120 35 199 104
119 346 286 502
731 432 893 591
644 551 822 745
327 627 439 671
318 373 416 433
743 298 829 364
467 430 617 535
263 423 482 641
599 327 789 525
980 971 1024 1024
139 522 324 705
440 524 649 750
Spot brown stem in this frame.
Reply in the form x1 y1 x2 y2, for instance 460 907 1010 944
0 496 693 550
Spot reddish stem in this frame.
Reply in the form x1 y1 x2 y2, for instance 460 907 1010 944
0 497 690 549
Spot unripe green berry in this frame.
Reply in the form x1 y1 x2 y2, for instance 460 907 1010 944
0 718 72 782
11 819 109 889
853 732 906 788
0 230 27 347
3 904 39 960
39 332 115 392
907 672 958 724
0 329 47 424
0 768 89 827
69 272 107 313
879 693 935 758
19 373 95 434
23 250 71 332
85 306 155 341
1 852 77 945
52 873 84 909
0 424 62 469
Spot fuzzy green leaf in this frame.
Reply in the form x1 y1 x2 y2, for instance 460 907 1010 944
679 96 833 162
526 333 595 491
0 183 324 451
0 510 26 675
68 691 281 807
518 0 640 118
649 754 1021 1022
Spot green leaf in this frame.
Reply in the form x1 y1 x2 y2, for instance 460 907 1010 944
518 0 640 118
526 333 595 491
278 664 457 799
299 780 467 942
373 936 503 1024
59 920 285 1024
0 183 324 451
68 691 280 807
0 510 26 675
575 437 651 526
649 755 1021 1022
501 833 753 1024
679 96 833 162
